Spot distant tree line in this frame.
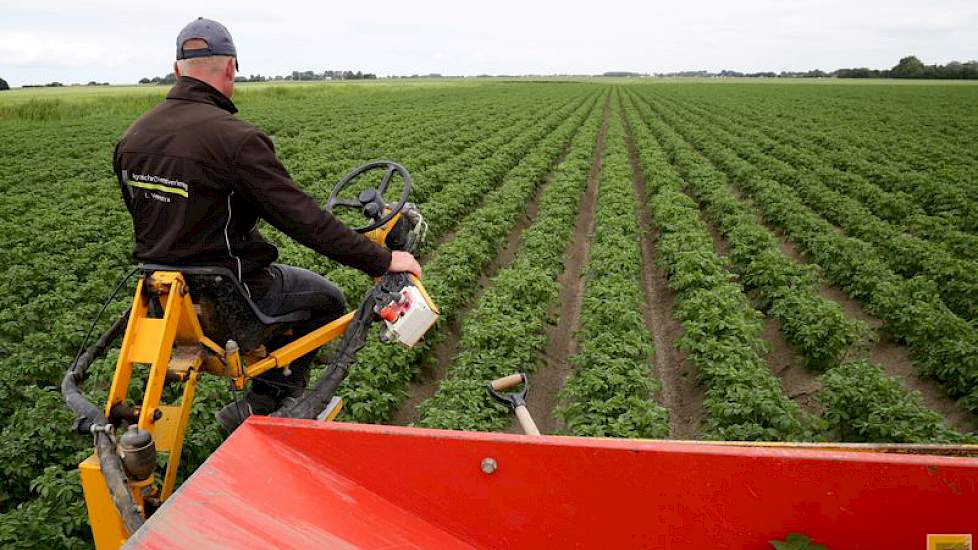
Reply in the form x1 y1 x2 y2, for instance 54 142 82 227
631 69 829 78
20 81 109 88
138 73 177 85
387 73 447 79
836 56 978 79
0 77 8 91
653 56 978 80
137 69 377 85
288 70 377 81
10 54 976 89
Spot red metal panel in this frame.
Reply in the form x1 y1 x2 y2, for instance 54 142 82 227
131 418 978 549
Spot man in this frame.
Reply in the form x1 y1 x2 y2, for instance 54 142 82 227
113 18 421 432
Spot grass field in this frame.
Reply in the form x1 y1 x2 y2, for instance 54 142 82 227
1 78 977 546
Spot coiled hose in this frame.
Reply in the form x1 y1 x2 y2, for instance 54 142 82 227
61 308 145 535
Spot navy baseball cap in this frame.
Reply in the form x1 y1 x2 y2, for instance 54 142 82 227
176 17 238 70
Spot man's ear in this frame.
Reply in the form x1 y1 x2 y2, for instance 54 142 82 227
226 58 235 80
174 62 181 77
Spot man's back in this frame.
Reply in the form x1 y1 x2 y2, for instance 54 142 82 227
114 76 276 282
114 76 391 294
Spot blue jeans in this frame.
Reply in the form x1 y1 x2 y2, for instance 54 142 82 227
250 264 347 399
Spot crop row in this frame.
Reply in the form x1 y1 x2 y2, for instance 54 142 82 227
338 92 601 424
647 91 978 261
621 107 812 441
624 92 870 371
555 102 670 438
818 361 965 443
630 89 978 413
636 91 978 322
415 93 608 430
653 86 978 231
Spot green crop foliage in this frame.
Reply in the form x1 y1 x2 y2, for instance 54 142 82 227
628 85 978 413
3 79 976 546
819 361 969 443
625 91 872 372
556 100 669 438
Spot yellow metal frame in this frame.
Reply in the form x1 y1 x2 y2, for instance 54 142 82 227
80 214 420 549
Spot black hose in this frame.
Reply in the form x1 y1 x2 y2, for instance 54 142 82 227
61 308 145 534
272 287 377 419
61 309 129 427
96 431 144 534
272 272 407 419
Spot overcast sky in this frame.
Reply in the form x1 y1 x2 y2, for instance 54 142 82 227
1 0 976 86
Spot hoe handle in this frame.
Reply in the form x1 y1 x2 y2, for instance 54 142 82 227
514 405 541 436
490 373 524 391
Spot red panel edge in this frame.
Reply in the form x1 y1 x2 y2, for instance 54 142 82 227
244 416 978 467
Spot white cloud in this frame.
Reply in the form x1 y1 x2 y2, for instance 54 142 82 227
0 30 122 67
0 0 976 85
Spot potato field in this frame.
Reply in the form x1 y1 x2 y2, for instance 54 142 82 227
2 79 977 546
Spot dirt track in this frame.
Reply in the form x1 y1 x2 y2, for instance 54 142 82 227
527 99 611 435
622 105 704 439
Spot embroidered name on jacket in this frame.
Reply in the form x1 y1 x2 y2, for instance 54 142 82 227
128 173 190 200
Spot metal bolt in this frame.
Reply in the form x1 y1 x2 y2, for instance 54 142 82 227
481 457 497 475
90 423 114 435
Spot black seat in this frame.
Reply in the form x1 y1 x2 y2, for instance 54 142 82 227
141 264 310 352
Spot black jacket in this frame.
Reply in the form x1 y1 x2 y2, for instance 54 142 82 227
113 76 391 297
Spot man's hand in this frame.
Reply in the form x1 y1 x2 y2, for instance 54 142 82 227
389 251 422 278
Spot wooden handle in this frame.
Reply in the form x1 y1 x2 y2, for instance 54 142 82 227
490 373 524 392
514 406 541 436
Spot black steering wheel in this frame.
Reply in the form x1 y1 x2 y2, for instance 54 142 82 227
323 161 412 233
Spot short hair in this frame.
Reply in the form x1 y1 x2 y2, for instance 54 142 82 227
176 39 233 74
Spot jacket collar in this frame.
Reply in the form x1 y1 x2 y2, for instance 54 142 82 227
166 76 238 114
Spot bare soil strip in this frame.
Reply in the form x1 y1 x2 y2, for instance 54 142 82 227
527 101 611 435
775 233 978 433
391 128 583 426
763 317 824 415
623 116 704 439
686 192 823 416
434 228 458 248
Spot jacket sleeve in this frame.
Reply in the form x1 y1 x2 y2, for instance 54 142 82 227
231 131 392 277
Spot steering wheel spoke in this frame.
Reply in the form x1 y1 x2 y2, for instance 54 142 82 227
333 198 362 208
378 166 397 194
322 161 413 233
